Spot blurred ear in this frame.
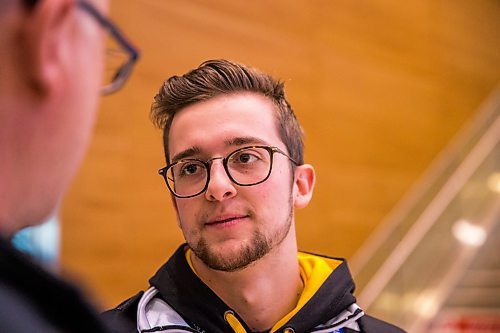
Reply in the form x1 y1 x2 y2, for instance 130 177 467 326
20 0 74 96
293 164 316 209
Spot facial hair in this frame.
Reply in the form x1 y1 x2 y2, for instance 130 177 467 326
189 194 294 272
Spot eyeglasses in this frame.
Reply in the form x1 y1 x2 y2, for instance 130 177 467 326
158 145 298 198
77 1 139 95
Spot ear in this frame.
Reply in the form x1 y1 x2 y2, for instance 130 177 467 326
20 0 75 96
292 164 316 209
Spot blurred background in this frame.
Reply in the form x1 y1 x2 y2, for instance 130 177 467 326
20 1 500 332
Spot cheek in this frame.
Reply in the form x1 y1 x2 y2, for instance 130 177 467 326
175 199 201 228
266 168 293 197
251 177 291 212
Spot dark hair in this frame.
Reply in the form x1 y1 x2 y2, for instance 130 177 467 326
151 59 304 165
23 0 38 8
0 0 35 13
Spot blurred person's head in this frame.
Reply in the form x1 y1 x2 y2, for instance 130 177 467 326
0 0 138 236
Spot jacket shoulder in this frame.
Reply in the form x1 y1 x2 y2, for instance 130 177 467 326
358 314 406 333
101 291 144 333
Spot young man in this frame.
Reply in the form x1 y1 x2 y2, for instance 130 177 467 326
104 60 404 333
0 0 138 331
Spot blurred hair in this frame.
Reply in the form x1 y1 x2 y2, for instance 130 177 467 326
151 59 304 165
23 0 37 7
0 0 37 17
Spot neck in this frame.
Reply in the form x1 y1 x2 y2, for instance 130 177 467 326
0 98 19 237
191 234 303 331
0 93 50 237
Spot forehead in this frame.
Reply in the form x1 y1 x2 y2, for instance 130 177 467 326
168 93 283 155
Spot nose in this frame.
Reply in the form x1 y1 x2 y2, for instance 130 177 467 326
204 159 237 202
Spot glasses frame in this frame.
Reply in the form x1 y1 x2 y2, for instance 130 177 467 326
158 145 299 198
77 1 139 95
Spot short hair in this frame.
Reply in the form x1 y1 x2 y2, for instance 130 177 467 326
0 1 38 18
150 59 304 165
23 0 38 7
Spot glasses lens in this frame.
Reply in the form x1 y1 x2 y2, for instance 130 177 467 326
227 147 272 185
102 32 130 92
167 160 208 197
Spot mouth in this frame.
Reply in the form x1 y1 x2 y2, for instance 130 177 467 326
205 215 249 228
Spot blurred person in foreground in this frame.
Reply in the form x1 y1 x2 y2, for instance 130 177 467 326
103 59 404 333
0 0 139 331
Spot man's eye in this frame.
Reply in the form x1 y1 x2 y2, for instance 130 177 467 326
234 152 258 164
180 163 200 176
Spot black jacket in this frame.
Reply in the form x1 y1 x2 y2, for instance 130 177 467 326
103 244 405 333
0 236 128 333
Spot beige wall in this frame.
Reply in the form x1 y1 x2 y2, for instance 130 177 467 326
60 0 500 307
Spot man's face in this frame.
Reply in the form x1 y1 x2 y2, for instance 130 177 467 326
168 93 297 271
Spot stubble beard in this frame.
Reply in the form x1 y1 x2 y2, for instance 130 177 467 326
189 195 294 272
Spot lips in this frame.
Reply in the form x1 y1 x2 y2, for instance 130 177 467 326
205 215 249 226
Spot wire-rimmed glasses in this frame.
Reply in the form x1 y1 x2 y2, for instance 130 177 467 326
158 145 298 198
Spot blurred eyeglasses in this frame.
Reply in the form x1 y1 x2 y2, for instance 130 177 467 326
78 1 139 95
158 145 298 198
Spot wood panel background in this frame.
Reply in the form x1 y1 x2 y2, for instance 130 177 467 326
60 0 500 308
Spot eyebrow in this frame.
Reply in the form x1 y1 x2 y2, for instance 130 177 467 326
224 136 270 147
171 136 270 163
171 147 201 163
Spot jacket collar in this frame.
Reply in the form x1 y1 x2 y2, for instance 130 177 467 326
149 244 358 332
149 244 238 332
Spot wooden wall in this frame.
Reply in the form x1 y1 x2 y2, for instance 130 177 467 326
60 0 500 307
